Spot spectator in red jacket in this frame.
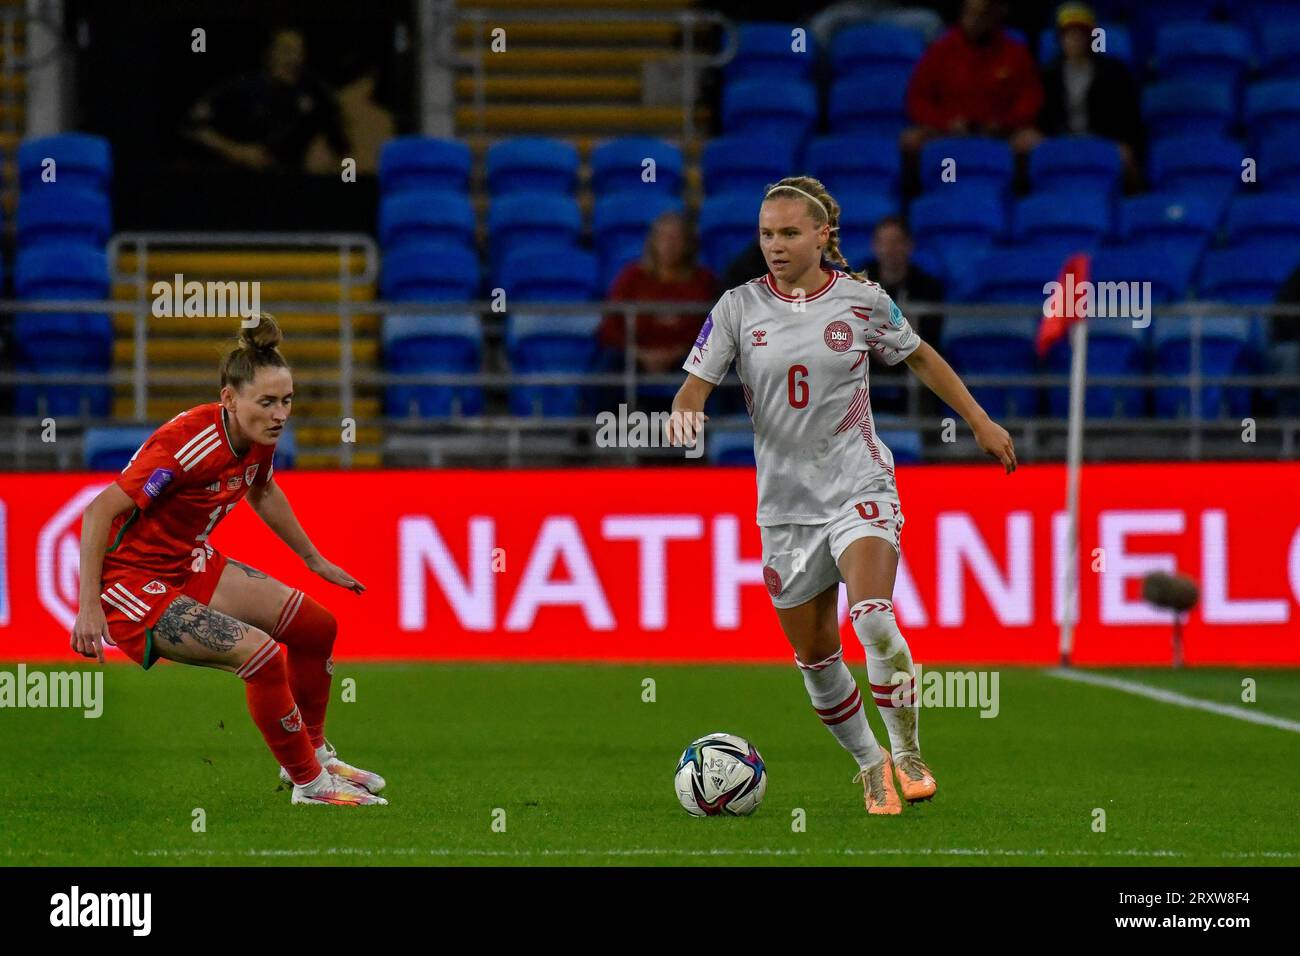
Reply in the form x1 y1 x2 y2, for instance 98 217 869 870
599 210 717 376
902 0 1045 156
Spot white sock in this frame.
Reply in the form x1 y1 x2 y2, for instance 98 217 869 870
849 598 920 756
796 647 884 770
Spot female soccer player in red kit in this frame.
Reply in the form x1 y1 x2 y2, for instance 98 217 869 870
669 177 1017 814
71 314 387 806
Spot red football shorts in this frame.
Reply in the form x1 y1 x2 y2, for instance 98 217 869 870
98 546 229 668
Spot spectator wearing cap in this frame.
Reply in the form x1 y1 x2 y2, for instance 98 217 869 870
902 0 1045 157
1038 2 1145 187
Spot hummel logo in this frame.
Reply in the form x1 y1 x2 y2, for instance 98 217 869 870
751 329 768 347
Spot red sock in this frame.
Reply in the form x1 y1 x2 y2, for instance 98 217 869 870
237 637 320 785
271 589 337 751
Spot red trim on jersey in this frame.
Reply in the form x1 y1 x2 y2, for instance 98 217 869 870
762 268 840 302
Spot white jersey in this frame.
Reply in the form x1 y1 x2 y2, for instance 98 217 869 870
683 268 920 526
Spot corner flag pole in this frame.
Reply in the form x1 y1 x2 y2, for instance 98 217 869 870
1058 313 1088 667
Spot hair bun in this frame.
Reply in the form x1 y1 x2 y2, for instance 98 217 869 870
240 312 283 352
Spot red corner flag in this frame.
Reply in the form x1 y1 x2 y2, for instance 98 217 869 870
1036 252 1092 358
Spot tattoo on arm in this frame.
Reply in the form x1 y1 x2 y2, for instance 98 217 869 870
228 558 269 579
155 595 249 652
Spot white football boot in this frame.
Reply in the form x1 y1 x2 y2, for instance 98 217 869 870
281 740 388 795
290 768 388 806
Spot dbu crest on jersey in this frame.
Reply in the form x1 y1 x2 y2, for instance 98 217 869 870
763 565 783 596
824 319 852 352
889 301 904 329
280 706 303 733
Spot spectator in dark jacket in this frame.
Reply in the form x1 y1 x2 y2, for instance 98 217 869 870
859 216 946 414
1038 3 1144 187
902 0 1045 156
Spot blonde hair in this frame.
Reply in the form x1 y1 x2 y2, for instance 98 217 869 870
219 312 289 391
763 176 870 283
641 209 699 277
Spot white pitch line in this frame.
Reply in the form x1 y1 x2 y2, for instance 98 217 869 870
1046 668 1300 735
102 846 1299 861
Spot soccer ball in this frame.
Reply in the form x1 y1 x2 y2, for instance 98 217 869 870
674 732 767 816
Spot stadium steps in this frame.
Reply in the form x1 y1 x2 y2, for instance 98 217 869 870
109 248 381 469
454 0 710 139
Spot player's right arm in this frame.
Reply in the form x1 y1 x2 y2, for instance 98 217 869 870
666 292 739 447
72 482 137 662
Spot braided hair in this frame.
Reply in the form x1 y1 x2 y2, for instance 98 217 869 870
763 175 871 284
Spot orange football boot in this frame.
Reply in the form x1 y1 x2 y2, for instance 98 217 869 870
853 746 903 815
893 751 937 803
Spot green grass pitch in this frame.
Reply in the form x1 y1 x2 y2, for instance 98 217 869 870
3 662 1298 866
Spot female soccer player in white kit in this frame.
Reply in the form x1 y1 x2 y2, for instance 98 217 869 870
669 176 1017 814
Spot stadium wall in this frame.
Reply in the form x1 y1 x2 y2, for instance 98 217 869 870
2 464 1298 666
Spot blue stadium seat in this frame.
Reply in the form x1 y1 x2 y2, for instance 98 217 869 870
803 133 901 198
829 22 926 81
1151 314 1257 420
698 193 761 275
592 192 683 288
270 425 297 470
1230 0 1300 50
1244 80 1300 145
827 73 910 141
1038 21 1134 67
1091 242 1192 306
485 136 579 196
18 133 112 193
700 134 798 198
381 242 481 302
83 426 155 471
1118 0 1219 65
951 247 1070 303
488 191 583 267
722 78 818 149
1199 247 1299 302
939 315 1040 419
1259 24 1300 79
590 136 683 198
382 312 484 418
918 138 1013 195
1154 23 1253 90
501 248 600 416
908 192 1007 278
1259 133 1300 191
1148 135 1243 208
1011 193 1110 258
1142 81 1234 140
707 429 756 466
14 245 112 418
378 137 472 195
377 191 476 251
1223 195 1300 250
16 187 112 248
724 22 816 82
499 247 598 302
833 191 900 268
1115 194 1222 267
1028 136 1124 196
1043 325 1149 419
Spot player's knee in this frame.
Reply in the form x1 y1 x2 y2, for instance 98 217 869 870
231 625 281 679
275 591 336 656
849 598 898 646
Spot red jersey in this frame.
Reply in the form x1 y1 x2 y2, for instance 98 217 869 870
103 403 277 576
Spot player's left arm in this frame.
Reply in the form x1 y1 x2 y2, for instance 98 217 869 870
904 340 1017 473
245 479 366 593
